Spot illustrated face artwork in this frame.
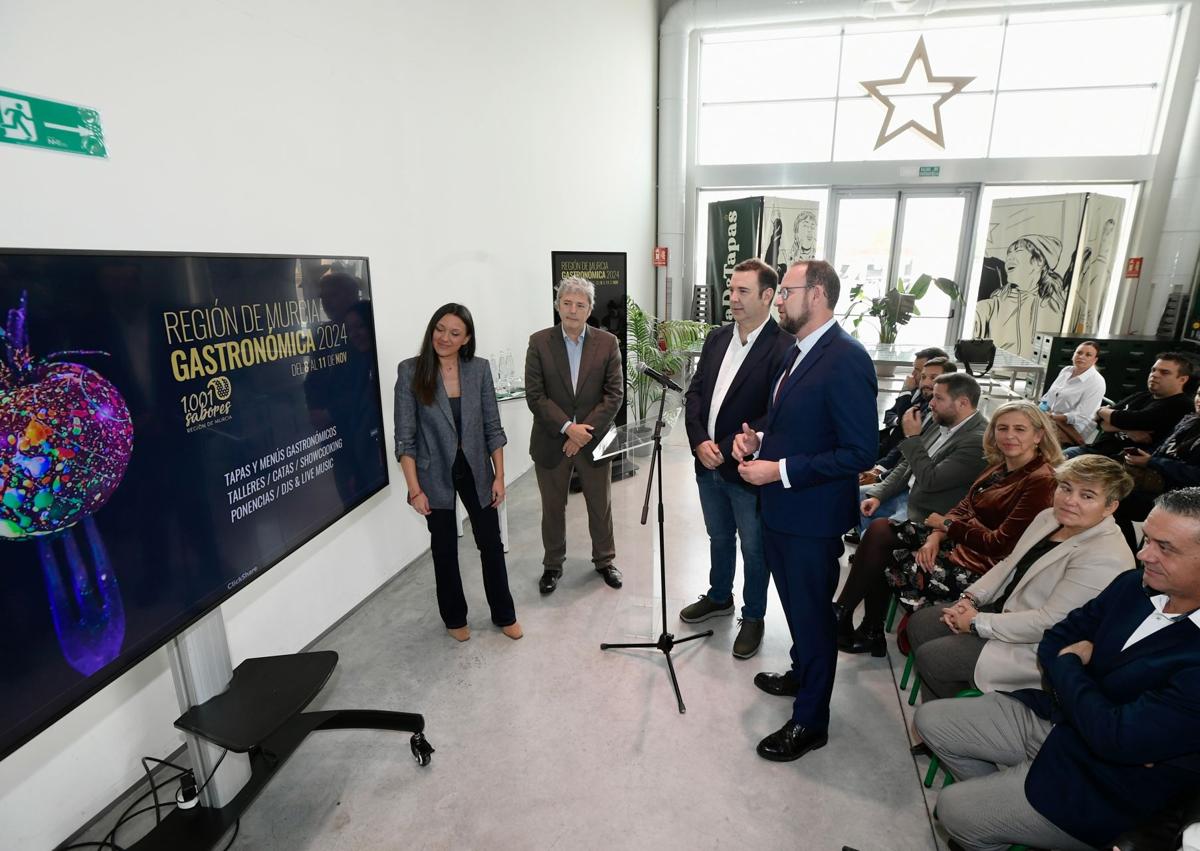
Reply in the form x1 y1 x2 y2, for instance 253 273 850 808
1005 243 1042 290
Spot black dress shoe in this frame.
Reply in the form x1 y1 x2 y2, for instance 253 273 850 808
753 671 800 697
595 565 622 588
909 741 932 757
756 720 828 762
538 570 561 595
839 624 886 657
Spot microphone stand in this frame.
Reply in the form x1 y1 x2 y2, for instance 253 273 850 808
600 382 711 713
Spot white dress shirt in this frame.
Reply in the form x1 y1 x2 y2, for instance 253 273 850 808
1041 365 1106 441
560 325 587 433
707 317 770 442
1121 592 1200 650
770 316 838 489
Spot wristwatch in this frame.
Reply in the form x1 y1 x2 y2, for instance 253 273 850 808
942 517 953 530
968 617 979 637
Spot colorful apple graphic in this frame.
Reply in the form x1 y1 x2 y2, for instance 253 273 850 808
0 292 133 538
1 292 134 675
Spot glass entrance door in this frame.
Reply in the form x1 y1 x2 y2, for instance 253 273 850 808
828 186 977 347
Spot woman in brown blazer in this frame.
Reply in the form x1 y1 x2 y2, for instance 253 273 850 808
837 401 1062 656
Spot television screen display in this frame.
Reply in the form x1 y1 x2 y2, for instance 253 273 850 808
0 251 388 760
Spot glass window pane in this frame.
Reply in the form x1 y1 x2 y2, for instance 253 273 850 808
699 101 835 164
700 36 841 103
833 197 897 344
1000 14 1175 90
834 92 993 161
838 26 1004 98
894 196 967 346
990 88 1157 158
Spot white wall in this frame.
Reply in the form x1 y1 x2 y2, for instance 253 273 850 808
0 0 658 846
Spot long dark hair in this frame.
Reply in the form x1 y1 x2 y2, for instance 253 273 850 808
412 303 475 406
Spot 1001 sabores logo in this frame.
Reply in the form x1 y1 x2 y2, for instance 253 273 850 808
181 376 232 432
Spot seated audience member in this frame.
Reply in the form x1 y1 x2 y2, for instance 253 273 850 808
914 489 1200 851
906 455 1134 699
835 402 1060 657
1118 386 1200 552
876 347 949 461
1039 340 1105 447
1068 352 1193 459
860 357 957 488
853 372 987 539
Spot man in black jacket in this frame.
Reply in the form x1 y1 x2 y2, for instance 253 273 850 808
681 258 795 658
1069 352 1194 460
875 346 948 461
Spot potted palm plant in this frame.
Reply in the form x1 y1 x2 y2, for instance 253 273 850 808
625 296 710 439
841 274 960 344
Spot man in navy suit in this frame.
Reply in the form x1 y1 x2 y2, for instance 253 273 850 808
916 487 1200 851
733 259 878 761
681 258 795 659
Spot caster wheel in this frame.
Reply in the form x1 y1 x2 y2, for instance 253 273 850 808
410 733 434 767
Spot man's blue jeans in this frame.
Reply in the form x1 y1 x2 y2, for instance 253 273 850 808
857 484 909 536
696 469 769 621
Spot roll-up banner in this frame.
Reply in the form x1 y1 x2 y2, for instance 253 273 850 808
706 198 762 325
550 251 628 427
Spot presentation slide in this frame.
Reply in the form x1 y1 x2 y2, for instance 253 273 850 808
0 252 388 760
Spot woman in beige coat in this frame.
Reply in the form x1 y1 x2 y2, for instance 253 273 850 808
907 454 1134 698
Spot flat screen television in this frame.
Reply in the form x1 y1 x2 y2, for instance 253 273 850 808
0 251 389 761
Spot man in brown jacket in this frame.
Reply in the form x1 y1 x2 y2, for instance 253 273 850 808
525 276 625 594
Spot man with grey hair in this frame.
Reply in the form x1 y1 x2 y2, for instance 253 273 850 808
525 277 624 594
915 487 1200 851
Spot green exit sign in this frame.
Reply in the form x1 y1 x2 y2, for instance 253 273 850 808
0 88 106 158
919 165 941 177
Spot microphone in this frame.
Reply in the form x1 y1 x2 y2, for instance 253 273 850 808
639 364 683 393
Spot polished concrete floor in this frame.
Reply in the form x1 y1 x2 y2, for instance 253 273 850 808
76 424 950 850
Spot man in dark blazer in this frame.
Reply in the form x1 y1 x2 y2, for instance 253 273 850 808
681 258 795 659
732 259 878 762
525 276 624 594
856 371 988 537
876 345 948 461
916 488 1200 851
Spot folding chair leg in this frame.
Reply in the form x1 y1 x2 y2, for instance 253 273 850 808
900 650 915 690
923 755 940 788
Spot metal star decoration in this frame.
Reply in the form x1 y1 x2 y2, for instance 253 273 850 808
859 36 975 150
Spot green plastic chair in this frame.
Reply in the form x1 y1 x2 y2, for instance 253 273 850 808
900 651 922 705
885 594 899 632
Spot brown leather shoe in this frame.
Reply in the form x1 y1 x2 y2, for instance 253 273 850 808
501 622 523 640
447 626 471 642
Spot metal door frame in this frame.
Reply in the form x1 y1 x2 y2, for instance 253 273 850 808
826 184 980 345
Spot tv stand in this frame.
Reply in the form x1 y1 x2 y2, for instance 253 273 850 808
129 651 432 850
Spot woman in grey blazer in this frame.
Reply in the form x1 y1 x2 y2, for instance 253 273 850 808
907 454 1134 699
394 303 520 642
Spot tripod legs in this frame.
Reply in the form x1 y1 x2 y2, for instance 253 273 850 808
600 629 713 713
601 388 711 713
